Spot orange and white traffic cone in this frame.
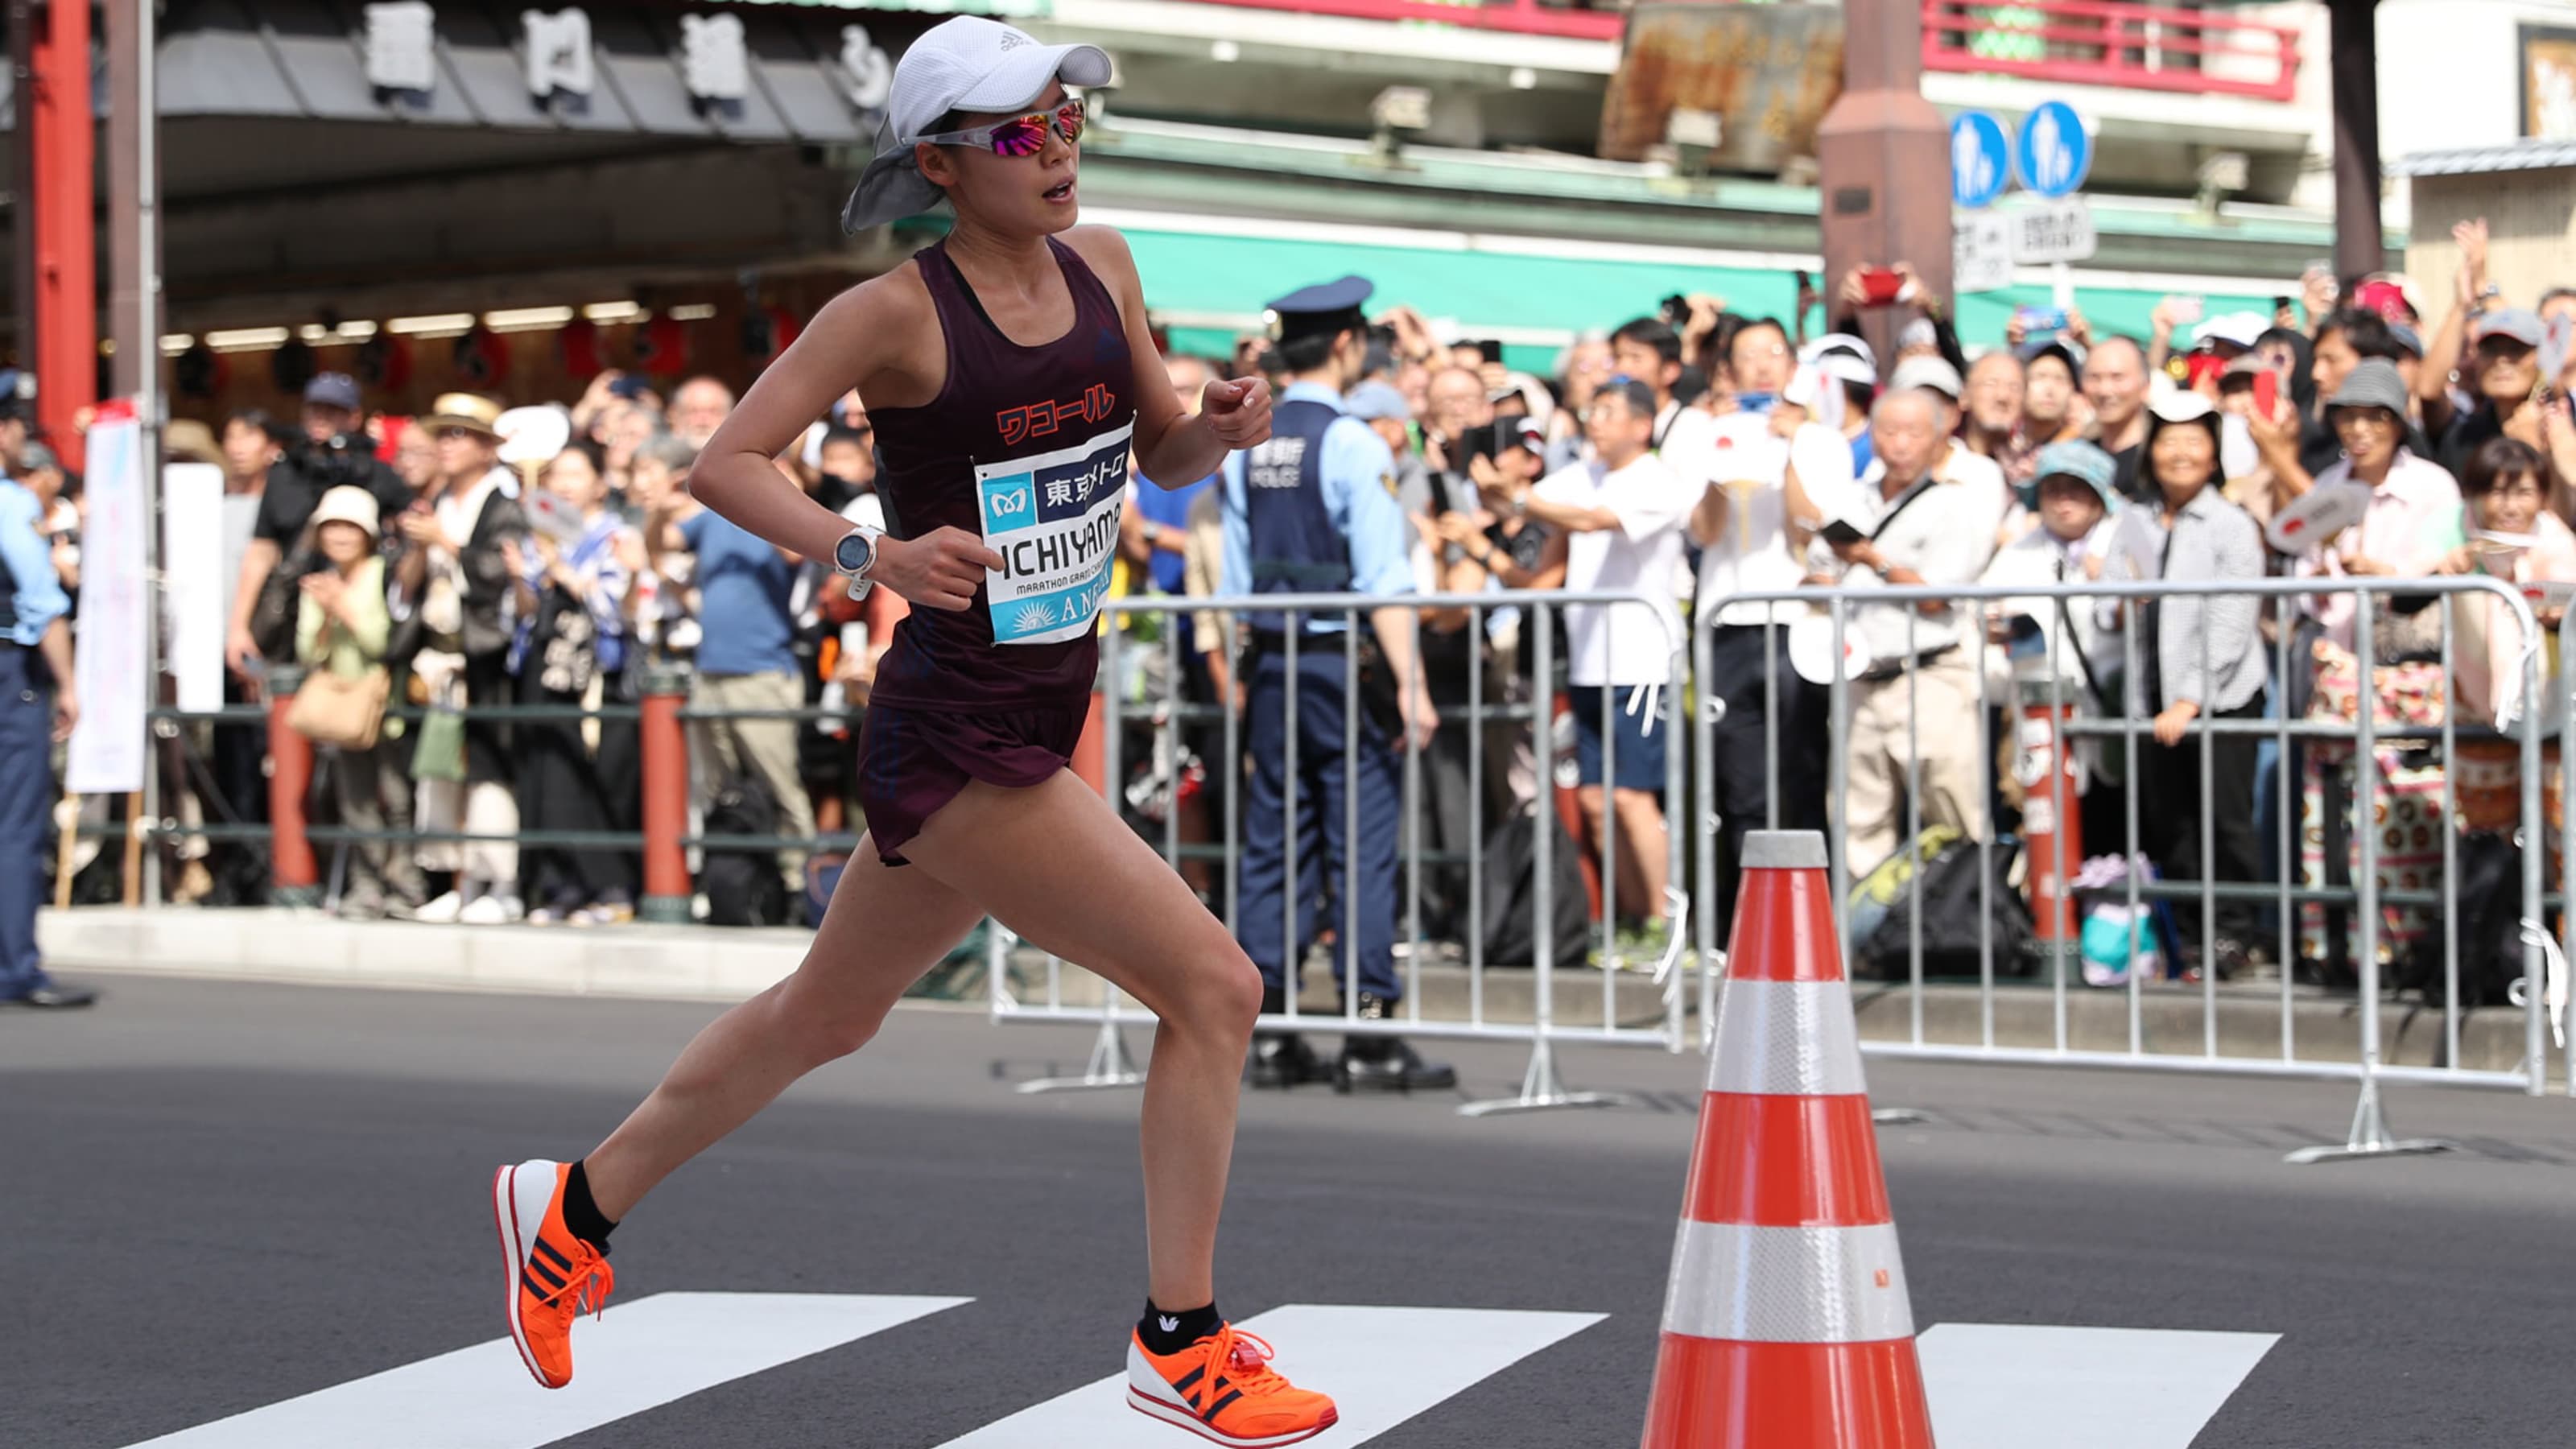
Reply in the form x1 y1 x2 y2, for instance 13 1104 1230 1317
1641 830 1935 1449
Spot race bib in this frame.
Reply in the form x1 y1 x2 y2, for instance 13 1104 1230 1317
975 420 1133 646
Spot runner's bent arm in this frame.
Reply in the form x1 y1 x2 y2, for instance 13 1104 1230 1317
690 279 1001 612
1068 227 1272 485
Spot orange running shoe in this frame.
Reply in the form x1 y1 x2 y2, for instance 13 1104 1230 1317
491 1158 616 1389
1127 1323 1340 1447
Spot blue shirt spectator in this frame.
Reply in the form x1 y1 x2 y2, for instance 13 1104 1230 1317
0 477 68 644
1133 473 1213 593
679 509 795 676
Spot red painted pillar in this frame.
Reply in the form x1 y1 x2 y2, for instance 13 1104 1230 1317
29 0 94 473
266 681 318 906
2018 695 2086 958
1071 689 1107 795
638 667 693 922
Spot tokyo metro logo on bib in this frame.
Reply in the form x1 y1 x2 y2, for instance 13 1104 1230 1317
975 420 1133 646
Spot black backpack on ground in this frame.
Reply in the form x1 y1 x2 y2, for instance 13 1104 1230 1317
1478 807 1592 970
1857 838 2036 981
2397 829 2529 1009
702 771 790 927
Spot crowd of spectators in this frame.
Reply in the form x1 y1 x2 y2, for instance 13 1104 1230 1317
15 221 2569 985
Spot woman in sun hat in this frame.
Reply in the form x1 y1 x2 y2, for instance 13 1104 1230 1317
485 19 1346 1443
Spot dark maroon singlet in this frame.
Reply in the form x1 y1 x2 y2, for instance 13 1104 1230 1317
856 236 1138 864
867 236 1138 712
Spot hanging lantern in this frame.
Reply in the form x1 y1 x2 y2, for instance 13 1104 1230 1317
742 303 801 369
357 332 413 392
270 339 319 395
560 316 603 378
454 324 511 387
174 341 227 399
635 314 689 378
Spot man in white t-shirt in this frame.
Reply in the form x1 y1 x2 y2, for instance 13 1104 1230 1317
1885 355 2014 576
1684 367 1855 930
1480 378 1690 942
1818 389 1993 875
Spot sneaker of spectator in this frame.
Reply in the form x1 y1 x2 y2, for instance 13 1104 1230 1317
458 891 525 926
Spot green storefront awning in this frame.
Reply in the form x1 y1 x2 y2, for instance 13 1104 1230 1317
1117 219 2294 375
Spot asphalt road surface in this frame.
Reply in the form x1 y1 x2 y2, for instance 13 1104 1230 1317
8 974 2574 1448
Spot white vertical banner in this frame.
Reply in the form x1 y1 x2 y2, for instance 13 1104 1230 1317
66 411 150 794
162 462 225 713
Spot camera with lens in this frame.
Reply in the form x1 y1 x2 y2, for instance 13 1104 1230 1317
287 431 374 490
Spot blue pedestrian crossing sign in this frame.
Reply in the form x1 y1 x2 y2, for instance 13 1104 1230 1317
2016 100 2092 199
1949 111 2011 211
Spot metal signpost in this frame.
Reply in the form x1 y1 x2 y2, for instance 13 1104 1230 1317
1949 110 2014 295
2013 98 2095 308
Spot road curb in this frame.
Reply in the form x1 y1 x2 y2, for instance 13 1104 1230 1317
39 906 2544 1074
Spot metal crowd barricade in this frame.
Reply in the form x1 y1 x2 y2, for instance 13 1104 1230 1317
991 588 1696 1117
1695 576 2554 1155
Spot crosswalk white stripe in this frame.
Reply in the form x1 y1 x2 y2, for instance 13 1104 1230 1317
1917 1323 2280 1449
932 1305 1605 1448
114 1292 970 1449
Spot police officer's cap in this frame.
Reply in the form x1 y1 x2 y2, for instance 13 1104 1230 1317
1264 276 1374 343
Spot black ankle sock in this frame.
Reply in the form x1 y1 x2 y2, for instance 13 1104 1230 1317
1138 1298 1222 1356
563 1159 618 1253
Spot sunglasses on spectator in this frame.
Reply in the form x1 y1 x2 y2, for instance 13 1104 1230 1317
919 99 1086 159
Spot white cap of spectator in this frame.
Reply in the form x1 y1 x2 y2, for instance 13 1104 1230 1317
2473 308 2546 350
1800 332 1878 370
1890 355 1964 403
1782 353 1875 433
1489 373 1557 431
308 484 382 543
2190 312 2271 353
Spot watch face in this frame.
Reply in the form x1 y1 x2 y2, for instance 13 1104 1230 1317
835 530 872 573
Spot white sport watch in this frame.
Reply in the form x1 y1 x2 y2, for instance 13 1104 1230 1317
832 524 885 601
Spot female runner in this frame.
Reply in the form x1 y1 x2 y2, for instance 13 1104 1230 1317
489 18 1339 1444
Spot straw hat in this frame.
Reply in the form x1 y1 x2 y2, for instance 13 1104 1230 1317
420 392 505 440
165 418 223 465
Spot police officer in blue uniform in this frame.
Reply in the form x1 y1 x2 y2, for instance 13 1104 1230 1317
1224 276 1453 1092
0 455 93 1009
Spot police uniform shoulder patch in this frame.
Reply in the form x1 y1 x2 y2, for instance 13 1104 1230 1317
1382 473 1398 497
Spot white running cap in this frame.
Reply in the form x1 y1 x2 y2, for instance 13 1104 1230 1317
840 18 1111 233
